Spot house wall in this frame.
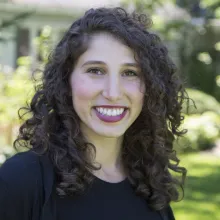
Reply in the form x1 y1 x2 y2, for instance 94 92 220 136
0 26 17 70
0 3 81 69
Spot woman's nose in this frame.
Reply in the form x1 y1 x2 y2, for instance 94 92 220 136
102 76 123 101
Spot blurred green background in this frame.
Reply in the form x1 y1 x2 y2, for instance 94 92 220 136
0 0 220 219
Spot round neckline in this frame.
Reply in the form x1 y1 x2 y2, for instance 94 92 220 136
93 175 128 185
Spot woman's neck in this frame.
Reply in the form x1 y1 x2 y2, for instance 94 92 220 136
84 133 126 182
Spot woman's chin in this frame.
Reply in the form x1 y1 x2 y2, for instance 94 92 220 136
92 127 125 139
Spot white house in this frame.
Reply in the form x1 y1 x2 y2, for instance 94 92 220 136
0 0 121 70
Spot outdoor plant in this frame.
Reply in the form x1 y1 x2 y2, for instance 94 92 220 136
174 111 220 152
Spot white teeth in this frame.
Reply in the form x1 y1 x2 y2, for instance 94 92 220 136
95 107 126 116
107 109 111 116
112 109 117 116
100 108 104 114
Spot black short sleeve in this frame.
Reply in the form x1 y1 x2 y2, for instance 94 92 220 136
0 151 44 220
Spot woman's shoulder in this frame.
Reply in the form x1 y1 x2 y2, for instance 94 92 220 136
0 150 55 219
0 150 41 169
0 150 44 192
0 149 54 187
160 205 175 220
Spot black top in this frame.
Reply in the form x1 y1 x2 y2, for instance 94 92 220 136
0 151 175 220
56 177 162 220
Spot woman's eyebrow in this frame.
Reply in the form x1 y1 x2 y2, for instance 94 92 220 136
82 60 138 68
81 60 105 67
123 63 139 68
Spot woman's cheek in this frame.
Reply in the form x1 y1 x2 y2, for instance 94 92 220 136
125 80 144 96
72 78 97 102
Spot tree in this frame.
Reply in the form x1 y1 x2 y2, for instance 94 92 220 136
121 0 170 13
121 0 220 101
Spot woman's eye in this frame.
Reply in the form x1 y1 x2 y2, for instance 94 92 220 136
122 70 138 77
87 68 104 75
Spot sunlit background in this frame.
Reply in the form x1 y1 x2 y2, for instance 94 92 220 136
0 0 220 219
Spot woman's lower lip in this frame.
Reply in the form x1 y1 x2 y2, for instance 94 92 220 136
94 109 128 123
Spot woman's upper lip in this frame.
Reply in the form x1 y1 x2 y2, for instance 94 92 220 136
94 105 128 108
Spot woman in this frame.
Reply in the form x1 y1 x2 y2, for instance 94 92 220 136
0 7 187 220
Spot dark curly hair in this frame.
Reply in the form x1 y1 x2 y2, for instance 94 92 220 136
14 7 187 211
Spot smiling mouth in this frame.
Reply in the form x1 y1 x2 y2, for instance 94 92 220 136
93 106 129 123
94 107 127 116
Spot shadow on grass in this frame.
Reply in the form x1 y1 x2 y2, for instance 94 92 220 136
173 162 220 219
185 172 220 203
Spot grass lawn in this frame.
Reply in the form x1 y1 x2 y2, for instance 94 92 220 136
171 153 220 220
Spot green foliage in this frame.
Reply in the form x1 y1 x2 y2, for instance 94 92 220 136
175 89 220 154
0 57 35 124
182 88 220 115
122 0 220 101
0 25 50 125
35 25 53 63
174 111 220 152
121 0 173 13
0 26 48 158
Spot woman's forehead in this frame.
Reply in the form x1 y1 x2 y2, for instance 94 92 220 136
76 32 137 66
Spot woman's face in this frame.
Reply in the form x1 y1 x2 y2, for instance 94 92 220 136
70 32 145 138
